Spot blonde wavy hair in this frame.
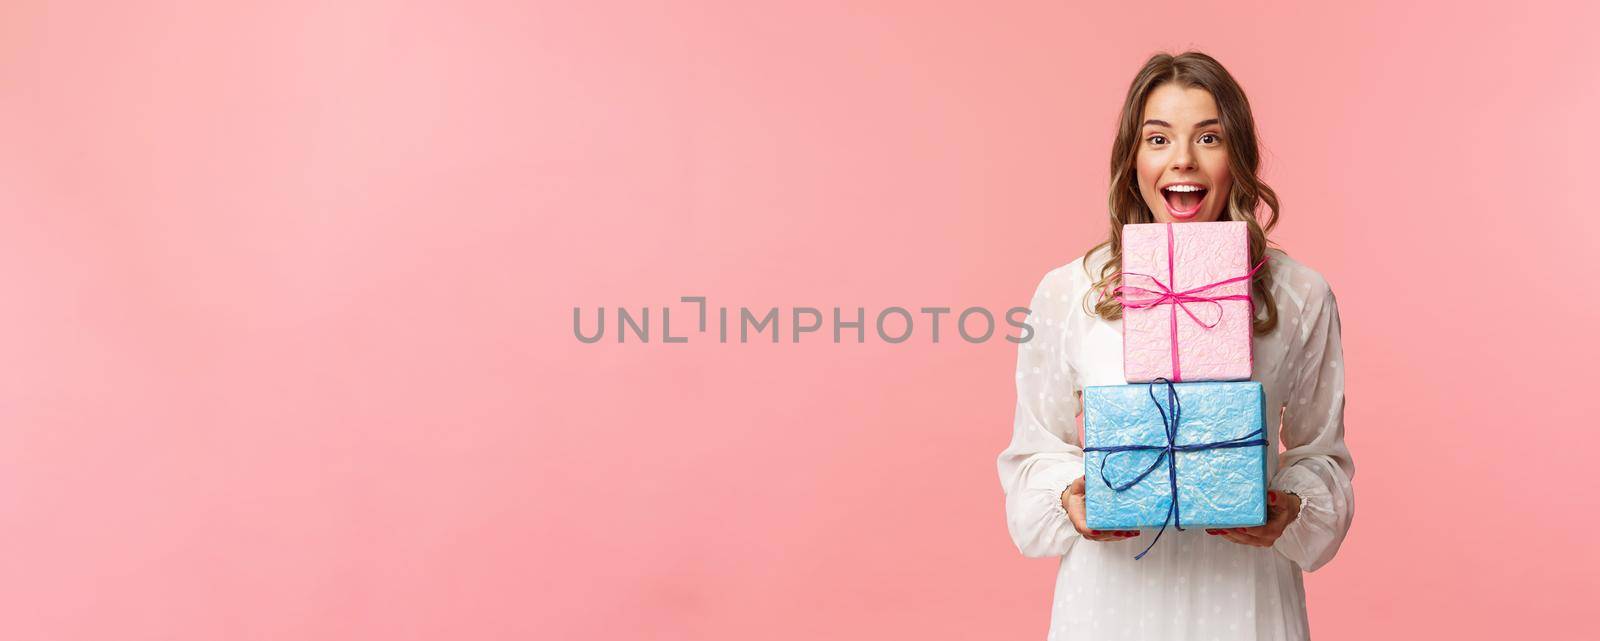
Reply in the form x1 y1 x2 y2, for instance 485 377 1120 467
1084 51 1281 335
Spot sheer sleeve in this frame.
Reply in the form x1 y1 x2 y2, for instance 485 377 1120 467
996 267 1086 558
1270 280 1356 572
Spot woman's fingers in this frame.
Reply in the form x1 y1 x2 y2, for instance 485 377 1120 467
1064 478 1091 533
1207 526 1277 547
1205 490 1301 547
1073 490 1302 545
1065 478 1141 542
1216 529 1267 546
1066 479 1115 542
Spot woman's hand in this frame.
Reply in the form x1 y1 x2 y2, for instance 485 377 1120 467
1207 490 1301 547
1062 477 1140 542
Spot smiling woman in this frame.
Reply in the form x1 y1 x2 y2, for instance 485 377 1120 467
997 51 1355 641
1138 94 1229 222
1092 52 1282 336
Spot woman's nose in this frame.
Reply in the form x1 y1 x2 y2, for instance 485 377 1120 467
1171 147 1196 171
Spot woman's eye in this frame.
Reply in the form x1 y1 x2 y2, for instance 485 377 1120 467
1147 135 1167 145
1200 133 1220 144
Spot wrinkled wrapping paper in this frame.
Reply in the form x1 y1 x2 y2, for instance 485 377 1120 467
1083 381 1267 530
1121 221 1253 383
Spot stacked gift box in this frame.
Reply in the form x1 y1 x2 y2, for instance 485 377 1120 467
1083 221 1270 560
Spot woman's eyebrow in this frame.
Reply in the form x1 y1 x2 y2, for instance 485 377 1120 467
1142 118 1221 129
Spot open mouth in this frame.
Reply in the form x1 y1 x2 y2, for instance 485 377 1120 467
1161 185 1207 218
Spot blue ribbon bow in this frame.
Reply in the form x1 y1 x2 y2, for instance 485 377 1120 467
1081 377 1267 560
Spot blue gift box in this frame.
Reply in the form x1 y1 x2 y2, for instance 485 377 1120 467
1082 380 1268 541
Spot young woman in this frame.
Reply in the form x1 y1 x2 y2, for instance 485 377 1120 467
996 51 1355 640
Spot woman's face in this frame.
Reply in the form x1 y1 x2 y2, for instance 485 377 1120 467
1135 83 1232 223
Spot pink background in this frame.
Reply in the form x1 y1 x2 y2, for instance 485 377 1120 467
1 1 1595 639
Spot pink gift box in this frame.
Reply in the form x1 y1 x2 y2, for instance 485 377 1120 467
1118 221 1258 383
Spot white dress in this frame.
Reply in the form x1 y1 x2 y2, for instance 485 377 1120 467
996 245 1355 641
